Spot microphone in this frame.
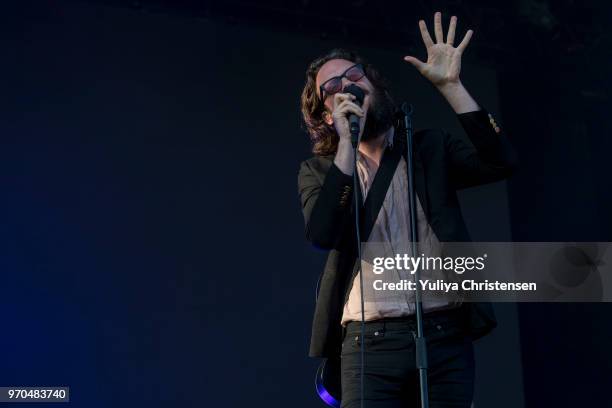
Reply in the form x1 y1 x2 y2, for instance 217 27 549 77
343 84 365 147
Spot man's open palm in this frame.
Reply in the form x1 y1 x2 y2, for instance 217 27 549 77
404 11 473 87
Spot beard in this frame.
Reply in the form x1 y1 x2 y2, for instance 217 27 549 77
361 86 396 142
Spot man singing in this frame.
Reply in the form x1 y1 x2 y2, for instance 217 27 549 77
297 12 517 408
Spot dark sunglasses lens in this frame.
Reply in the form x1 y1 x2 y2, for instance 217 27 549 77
346 66 365 81
324 78 342 96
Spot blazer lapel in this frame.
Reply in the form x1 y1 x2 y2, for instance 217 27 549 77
347 133 430 243
359 145 402 241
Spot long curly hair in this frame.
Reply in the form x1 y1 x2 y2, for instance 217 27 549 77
300 49 394 156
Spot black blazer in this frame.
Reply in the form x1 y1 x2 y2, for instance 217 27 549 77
298 109 517 358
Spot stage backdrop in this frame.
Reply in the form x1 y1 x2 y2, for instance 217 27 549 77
1 1 523 406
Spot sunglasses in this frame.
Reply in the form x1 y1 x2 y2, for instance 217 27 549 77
319 63 366 101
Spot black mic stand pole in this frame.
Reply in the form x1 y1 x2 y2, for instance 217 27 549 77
401 102 429 408
350 117 367 408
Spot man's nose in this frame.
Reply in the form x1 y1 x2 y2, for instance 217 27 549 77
341 77 357 91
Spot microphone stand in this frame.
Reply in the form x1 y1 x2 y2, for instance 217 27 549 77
350 117 366 408
401 102 429 408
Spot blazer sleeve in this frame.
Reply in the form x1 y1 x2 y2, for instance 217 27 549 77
445 109 519 190
298 159 354 249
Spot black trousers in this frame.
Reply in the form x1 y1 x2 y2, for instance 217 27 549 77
340 307 475 408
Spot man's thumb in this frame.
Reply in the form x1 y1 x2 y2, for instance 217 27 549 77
403 56 425 71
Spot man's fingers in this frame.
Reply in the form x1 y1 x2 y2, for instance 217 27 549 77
333 93 364 117
333 93 355 109
333 93 354 104
418 20 434 49
457 29 473 53
333 101 364 118
447 16 457 45
341 103 364 117
434 11 444 43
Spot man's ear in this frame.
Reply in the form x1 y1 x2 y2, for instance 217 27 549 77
322 110 333 126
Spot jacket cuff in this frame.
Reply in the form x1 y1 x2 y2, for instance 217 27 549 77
456 108 503 151
323 163 354 210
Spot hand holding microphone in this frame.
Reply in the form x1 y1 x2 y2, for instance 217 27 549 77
331 84 365 146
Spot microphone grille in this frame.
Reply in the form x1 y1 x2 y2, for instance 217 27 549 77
342 84 365 106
